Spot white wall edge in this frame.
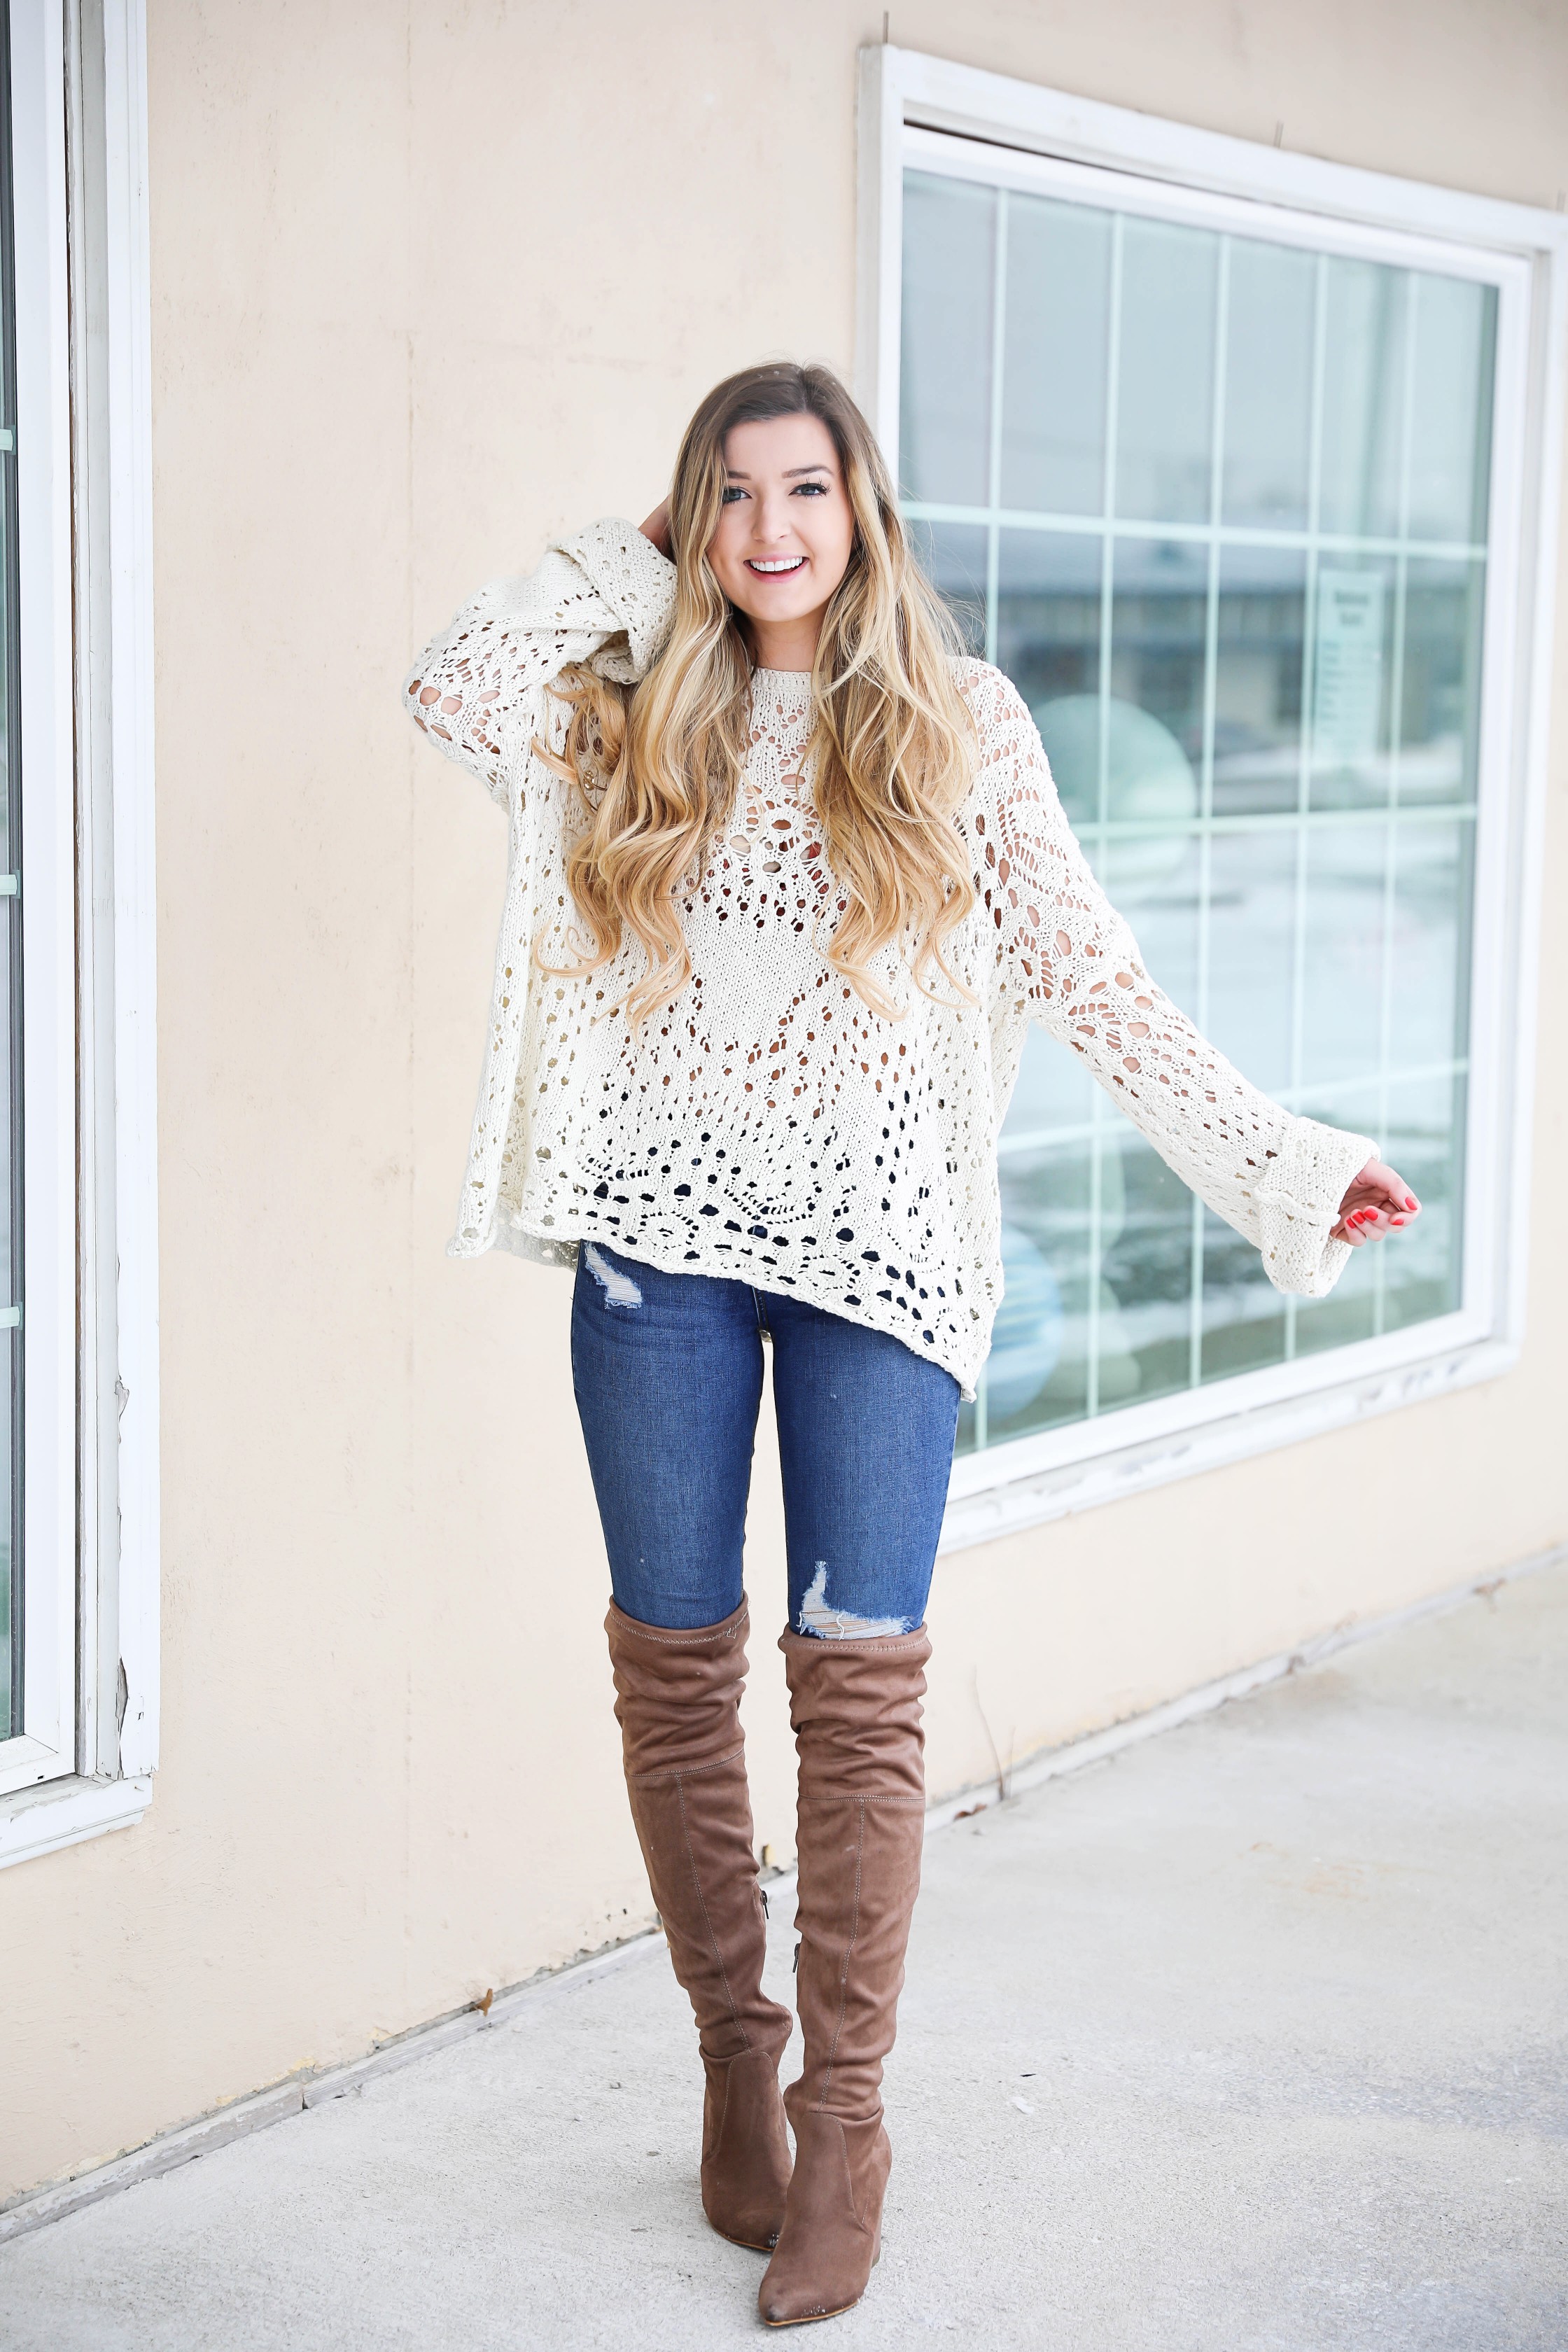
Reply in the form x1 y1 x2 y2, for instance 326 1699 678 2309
0 1770 150 1868
1499 236 1568 1351
99 0 161 1782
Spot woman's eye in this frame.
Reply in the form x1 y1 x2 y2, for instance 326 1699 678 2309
793 481 829 496
721 485 746 505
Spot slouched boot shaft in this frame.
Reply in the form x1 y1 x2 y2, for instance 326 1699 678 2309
606 1598 793 2250
760 1624 932 2326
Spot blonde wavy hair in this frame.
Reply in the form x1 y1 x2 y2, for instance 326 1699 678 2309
538 361 976 1028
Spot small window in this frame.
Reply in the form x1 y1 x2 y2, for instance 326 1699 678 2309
0 0 158 1866
0 0 77 1802
860 52 1563 1534
1 11 20 1737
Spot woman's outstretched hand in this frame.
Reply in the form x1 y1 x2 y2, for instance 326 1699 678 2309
638 500 672 559
1332 1157 1420 1247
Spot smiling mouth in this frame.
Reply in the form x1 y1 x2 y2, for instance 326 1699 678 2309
746 556 807 576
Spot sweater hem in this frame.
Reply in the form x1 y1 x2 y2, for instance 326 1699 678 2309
456 1211 986 1399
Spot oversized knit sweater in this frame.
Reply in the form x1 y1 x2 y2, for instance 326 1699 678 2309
405 519 1372 1397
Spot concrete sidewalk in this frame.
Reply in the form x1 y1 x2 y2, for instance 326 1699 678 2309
5 1562 1565 2351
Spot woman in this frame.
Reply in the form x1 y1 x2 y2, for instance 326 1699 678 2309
405 361 1417 2326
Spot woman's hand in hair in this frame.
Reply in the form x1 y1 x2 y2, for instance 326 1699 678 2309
638 500 672 559
1331 1157 1420 1245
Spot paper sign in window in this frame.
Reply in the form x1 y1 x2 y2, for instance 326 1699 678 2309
1312 571 1387 771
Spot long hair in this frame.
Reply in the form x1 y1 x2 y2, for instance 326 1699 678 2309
538 361 976 1028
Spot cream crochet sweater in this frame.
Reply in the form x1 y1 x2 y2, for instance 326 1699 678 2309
406 519 1371 1396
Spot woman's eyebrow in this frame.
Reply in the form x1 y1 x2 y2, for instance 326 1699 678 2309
723 465 834 481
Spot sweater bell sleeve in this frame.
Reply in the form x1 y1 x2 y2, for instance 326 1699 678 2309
402 518 677 807
970 667 1373 1300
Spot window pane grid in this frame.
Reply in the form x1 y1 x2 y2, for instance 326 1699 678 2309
900 169 1492 1455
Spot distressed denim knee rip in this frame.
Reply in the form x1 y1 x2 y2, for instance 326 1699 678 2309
570 1245 952 1636
796 1562 912 1641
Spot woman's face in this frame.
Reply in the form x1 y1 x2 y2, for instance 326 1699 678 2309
705 412 856 652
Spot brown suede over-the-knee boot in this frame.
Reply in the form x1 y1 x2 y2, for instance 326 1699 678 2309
759 1625 931 2326
606 1597 794 2251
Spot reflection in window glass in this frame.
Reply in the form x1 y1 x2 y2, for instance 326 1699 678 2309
1097 1134 1194 1411
1401 559 1485 804
1001 197 1111 517
1115 217 1218 524
899 175 994 507
1408 274 1497 545
900 172 1495 1458
995 529 1101 795
1205 829 1297 1099
908 518 988 655
1110 536 1208 769
1213 545 1306 816
1318 258 1409 542
1222 238 1315 531
1378 1070 1466 1335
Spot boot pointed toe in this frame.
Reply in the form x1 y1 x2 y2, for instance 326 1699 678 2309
756 2108 886 2325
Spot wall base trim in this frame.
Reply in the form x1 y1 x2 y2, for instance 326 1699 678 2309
0 2081 306 2245
2 1539 1558 2244
925 1540 1564 1830
0 1929 666 2244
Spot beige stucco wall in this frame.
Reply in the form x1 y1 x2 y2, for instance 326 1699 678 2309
5 0 1567 2204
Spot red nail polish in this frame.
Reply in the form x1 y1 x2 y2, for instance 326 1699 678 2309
1404 1196 1416 1210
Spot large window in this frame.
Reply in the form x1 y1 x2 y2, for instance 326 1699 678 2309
859 52 1564 1534
904 172 1493 1455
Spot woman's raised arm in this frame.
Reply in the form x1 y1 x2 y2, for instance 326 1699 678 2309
403 519 676 806
969 666 1419 1296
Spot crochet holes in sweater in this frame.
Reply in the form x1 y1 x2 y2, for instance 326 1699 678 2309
517 676 951 1352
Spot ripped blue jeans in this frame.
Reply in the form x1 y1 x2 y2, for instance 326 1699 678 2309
570 1241 960 1638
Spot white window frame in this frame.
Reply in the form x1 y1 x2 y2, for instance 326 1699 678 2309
855 47 1568 1553
0 0 158 1864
